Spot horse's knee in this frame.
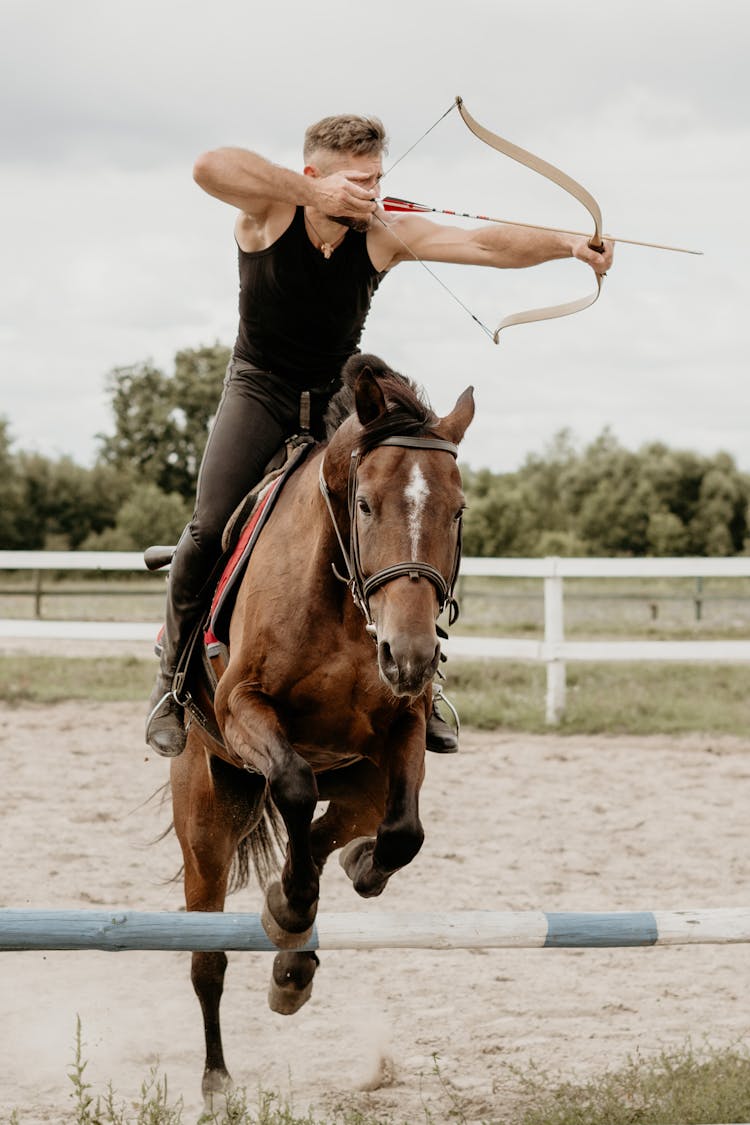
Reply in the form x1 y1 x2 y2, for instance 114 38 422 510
376 819 424 873
268 755 318 822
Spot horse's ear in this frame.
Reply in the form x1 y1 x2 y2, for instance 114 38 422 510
354 369 388 426
440 386 475 445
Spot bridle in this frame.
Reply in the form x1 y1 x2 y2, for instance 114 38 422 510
318 433 463 635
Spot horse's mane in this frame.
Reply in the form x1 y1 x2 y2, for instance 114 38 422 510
324 354 437 449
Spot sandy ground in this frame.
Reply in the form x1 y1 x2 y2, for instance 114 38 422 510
2 697 750 1123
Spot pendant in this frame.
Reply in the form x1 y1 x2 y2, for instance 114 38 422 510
322 242 333 259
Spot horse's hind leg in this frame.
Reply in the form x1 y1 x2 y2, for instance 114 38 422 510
171 742 255 1109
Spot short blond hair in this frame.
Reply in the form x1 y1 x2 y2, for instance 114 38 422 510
303 114 388 162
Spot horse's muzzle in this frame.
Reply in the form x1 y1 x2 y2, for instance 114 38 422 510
377 635 441 697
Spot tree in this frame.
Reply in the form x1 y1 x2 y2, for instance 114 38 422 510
0 418 26 548
461 427 750 558
82 482 191 550
14 454 131 549
97 344 230 500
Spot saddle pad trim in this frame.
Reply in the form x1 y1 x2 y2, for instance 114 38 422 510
205 441 314 645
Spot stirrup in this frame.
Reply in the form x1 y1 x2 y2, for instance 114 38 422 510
432 683 460 736
145 688 187 758
426 684 460 754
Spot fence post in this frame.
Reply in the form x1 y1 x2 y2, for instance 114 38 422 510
33 569 43 619
544 560 566 724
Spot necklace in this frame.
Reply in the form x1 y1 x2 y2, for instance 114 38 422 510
304 211 346 259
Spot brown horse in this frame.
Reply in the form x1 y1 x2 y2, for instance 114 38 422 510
169 354 474 1105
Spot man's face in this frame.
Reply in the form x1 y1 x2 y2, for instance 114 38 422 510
309 149 383 231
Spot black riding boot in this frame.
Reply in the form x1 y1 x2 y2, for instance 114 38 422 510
426 685 459 754
145 529 214 758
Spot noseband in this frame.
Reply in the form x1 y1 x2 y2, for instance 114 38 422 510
319 434 463 634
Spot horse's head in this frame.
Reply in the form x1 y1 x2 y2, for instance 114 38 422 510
321 355 474 699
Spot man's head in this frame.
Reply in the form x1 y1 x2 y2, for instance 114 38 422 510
304 114 388 232
303 114 388 165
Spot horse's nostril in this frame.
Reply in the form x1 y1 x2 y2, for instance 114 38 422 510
378 639 402 686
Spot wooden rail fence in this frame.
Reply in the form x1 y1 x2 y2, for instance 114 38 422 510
1 551 749 723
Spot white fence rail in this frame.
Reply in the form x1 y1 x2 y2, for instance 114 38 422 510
1 551 749 723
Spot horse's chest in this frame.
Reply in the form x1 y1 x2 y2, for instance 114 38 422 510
276 663 393 763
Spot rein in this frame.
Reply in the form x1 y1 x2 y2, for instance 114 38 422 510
318 433 463 635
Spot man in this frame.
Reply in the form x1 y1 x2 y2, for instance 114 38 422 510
146 112 613 759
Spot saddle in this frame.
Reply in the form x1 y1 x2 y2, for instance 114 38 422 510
145 435 315 750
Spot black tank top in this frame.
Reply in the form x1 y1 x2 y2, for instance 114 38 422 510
233 206 385 388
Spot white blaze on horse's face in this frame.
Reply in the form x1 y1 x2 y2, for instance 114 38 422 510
403 462 429 560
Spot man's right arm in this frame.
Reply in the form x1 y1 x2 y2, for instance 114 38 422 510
193 148 313 217
193 148 378 223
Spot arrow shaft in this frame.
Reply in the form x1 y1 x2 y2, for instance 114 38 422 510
381 197 702 256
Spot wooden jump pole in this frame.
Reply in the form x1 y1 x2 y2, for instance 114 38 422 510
2 908 750 952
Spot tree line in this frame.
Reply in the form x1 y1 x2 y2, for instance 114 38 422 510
1 344 748 556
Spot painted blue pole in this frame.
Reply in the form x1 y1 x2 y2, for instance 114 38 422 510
1 908 749 952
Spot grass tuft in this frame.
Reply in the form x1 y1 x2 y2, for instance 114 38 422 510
514 1041 750 1125
13 1026 750 1124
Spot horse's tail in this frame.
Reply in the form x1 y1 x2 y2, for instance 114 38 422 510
227 778 286 895
155 775 286 896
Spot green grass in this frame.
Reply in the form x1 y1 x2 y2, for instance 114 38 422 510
15 1025 750 1124
0 654 747 737
0 655 154 704
514 1042 750 1125
444 658 750 736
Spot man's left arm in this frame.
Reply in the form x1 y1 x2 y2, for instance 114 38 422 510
372 212 613 277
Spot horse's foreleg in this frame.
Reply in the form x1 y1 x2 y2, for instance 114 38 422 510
339 715 426 899
311 759 387 870
220 683 321 949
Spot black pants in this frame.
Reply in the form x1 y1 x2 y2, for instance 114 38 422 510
163 360 338 665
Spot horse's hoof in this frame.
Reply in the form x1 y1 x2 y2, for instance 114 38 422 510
267 950 319 1014
261 881 317 950
268 978 314 1014
338 836 375 880
339 835 391 898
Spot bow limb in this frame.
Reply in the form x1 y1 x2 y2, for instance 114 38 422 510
455 96 605 342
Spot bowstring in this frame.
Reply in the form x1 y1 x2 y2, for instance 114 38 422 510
380 101 458 180
378 100 495 341
373 212 494 341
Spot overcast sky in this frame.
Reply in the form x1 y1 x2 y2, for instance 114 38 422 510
2 0 748 475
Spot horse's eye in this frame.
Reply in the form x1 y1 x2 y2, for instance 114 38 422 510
454 505 466 521
357 497 371 515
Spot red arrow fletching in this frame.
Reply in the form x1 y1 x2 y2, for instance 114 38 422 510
381 196 433 214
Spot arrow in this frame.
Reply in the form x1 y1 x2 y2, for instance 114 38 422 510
381 195 703 256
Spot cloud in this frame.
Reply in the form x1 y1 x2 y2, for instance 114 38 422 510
1 0 748 472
